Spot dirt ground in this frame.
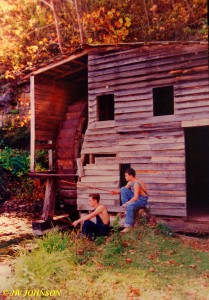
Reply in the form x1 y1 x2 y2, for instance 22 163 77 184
0 212 34 291
176 233 209 252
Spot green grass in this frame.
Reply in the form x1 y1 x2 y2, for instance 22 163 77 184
4 225 209 300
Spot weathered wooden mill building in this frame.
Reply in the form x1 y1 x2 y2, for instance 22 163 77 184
27 42 209 223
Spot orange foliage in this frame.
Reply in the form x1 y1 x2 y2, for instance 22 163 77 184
83 7 131 44
0 0 207 78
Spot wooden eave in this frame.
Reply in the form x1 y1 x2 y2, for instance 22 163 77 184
17 41 208 83
32 50 88 80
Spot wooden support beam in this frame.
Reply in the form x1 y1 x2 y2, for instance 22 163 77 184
48 140 53 170
30 76 35 171
29 172 78 179
42 179 56 221
76 158 84 177
89 154 94 164
55 65 86 79
31 50 88 76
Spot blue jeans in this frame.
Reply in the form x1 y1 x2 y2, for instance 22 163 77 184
82 220 110 240
121 187 148 227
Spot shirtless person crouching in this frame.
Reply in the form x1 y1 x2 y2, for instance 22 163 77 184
72 193 110 240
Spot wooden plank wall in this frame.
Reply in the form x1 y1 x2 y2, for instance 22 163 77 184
77 160 122 211
77 43 209 216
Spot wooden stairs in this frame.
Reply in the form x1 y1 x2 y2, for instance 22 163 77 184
77 157 124 213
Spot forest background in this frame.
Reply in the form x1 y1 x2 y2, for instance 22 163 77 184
0 0 208 206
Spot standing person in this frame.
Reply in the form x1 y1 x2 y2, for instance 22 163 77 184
111 168 148 233
72 193 110 240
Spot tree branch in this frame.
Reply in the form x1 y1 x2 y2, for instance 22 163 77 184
50 0 63 53
67 0 84 46
142 0 150 27
28 22 54 36
40 0 53 9
39 0 63 53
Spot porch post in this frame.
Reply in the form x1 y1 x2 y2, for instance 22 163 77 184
30 76 35 172
48 140 53 170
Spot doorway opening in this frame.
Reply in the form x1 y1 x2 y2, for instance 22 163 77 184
185 126 209 218
119 164 131 205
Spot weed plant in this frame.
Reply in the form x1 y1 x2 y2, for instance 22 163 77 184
7 224 209 300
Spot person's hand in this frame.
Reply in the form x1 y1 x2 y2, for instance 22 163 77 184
122 203 127 210
110 190 120 195
123 201 130 210
72 220 79 227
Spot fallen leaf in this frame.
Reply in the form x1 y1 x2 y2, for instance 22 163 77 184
126 257 132 263
122 241 129 247
148 254 156 260
167 284 173 291
189 264 198 269
128 285 140 296
167 260 179 266
149 267 156 272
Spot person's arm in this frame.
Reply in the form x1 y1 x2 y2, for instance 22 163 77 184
72 205 103 227
110 189 120 195
111 181 131 195
125 181 131 189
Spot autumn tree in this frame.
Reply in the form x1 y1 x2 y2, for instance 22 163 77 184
0 0 207 78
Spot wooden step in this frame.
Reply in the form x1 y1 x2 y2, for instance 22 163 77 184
78 203 124 213
78 198 119 206
77 192 119 200
84 164 119 170
84 169 119 176
81 176 119 183
78 181 119 188
94 157 118 164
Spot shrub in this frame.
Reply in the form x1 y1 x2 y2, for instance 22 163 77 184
36 229 69 253
0 147 45 203
0 125 30 150
0 147 29 177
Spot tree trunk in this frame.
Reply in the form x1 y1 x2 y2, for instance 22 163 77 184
50 0 63 53
74 0 84 45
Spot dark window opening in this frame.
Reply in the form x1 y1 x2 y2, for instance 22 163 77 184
120 163 131 188
97 94 114 121
153 86 174 116
120 163 131 205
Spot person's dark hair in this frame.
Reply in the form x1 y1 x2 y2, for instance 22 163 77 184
125 168 136 177
89 193 100 202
